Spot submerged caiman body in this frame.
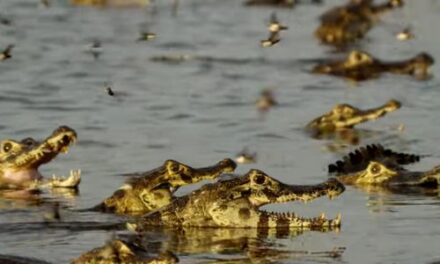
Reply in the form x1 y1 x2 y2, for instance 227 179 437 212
315 0 404 46
72 239 178 264
329 144 440 189
312 50 434 81
244 0 321 8
130 169 344 231
306 99 401 139
70 0 150 7
0 126 80 195
92 158 236 215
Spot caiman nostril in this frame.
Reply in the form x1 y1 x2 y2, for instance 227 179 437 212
62 135 70 144
222 159 237 170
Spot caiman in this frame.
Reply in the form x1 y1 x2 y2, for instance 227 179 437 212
328 144 440 190
91 158 237 215
315 0 404 46
72 239 179 264
0 126 80 195
312 50 434 81
306 99 401 139
129 169 344 231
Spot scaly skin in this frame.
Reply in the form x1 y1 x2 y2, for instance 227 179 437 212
312 50 434 81
0 126 80 191
306 99 401 138
130 169 344 231
329 144 440 187
72 239 178 264
315 0 404 46
92 158 237 215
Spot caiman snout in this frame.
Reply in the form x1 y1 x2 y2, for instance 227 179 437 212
325 178 346 199
45 126 77 154
217 158 237 173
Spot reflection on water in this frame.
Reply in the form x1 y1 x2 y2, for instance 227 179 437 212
0 0 440 263
121 227 345 264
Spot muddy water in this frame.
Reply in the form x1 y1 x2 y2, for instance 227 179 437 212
0 0 439 263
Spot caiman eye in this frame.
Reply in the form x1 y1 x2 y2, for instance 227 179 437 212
254 174 266 185
61 135 70 144
170 164 180 174
21 138 36 146
165 160 180 174
370 163 381 174
140 192 151 207
2 142 12 152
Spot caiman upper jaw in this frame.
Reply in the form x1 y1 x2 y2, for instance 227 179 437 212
325 178 346 199
275 177 345 204
43 126 77 154
217 158 237 173
15 126 77 168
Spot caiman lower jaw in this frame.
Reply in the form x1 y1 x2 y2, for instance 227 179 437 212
260 211 342 229
40 169 82 189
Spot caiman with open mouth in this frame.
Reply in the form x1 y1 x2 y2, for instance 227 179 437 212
312 50 434 81
306 99 401 139
315 0 404 46
328 144 440 190
91 158 237 215
129 169 344 231
0 126 80 196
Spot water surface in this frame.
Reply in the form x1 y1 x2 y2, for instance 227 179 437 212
0 0 439 263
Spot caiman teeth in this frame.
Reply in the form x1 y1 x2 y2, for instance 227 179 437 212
60 146 69 154
126 223 138 232
42 147 53 154
320 212 326 220
336 213 341 223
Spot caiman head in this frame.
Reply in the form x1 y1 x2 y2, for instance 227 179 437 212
71 239 178 264
385 52 435 80
0 126 77 189
97 158 237 215
306 99 401 136
315 0 403 46
371 0 404 14
335 160 401 185
313 50 434 81
133 169 345 230
312 51 379 80
328 144 440 187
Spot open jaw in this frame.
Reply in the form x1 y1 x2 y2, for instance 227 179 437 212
95 158 237 215
233 171 345 230
131 169 345 231
0 126 79 189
